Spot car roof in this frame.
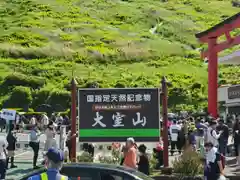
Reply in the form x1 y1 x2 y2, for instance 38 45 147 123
64 162 137 173
20 163 139 180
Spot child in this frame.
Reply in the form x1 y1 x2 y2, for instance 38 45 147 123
138 144 150 175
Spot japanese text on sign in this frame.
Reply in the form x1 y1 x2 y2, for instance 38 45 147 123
92 111 146 128
86 94 151 103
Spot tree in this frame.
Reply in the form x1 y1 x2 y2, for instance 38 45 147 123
168 87 191 110
3 86 32 109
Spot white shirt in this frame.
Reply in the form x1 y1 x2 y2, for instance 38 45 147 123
0 136 8 160
45 128 54 139
207 127 220 147
169 124 181 141
206 147 218 164
30 117 36 125
16 115 20 124
42 114 49 126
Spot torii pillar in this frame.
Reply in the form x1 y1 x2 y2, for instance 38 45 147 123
195 12 240 118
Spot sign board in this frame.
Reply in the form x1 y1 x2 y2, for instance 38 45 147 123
0 109 16 121
78 88 160 142
228 85 240 99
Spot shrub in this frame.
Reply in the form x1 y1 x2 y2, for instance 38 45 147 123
149 153 158 173
172 150 203 178
3 86 32 108
98 148 121 164
77 152 93 162
3 73 45 89
47 90 71 109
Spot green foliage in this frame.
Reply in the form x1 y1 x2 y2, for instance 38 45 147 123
0 0 239 109
149 153 158 174
77 152 93 162
172 150 203 178
99 148 121 164
3 73 45 89
3 86 32 108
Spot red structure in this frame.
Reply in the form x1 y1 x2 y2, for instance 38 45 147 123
161 76 169 167
195 12 240 118
71 78 77 162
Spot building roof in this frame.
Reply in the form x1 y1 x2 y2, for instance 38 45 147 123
218 50 240 64
195 12 240 39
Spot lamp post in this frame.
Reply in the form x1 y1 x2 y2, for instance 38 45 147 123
161 76 170 167
71 78 77 162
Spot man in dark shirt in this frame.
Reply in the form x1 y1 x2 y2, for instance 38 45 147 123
6 124 17 168
217 119 229 156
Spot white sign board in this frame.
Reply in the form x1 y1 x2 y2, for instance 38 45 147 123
0 109 16 121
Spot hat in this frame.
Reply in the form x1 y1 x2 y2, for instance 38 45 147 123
126 137 135 144
45 148 64 163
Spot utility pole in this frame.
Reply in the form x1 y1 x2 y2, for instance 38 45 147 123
161 76 169 167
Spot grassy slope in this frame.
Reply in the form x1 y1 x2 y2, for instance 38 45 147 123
0 0 239 110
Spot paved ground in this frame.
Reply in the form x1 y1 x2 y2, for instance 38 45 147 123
2 131 238 179
225 157 240 176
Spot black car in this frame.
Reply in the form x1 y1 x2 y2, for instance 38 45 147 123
20 163 154 180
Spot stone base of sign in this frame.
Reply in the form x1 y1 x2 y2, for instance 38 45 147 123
152 174 240 180
153 175 203 180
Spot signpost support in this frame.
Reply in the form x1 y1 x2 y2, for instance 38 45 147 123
71 78 77 162
207 38 218 117
161 76 169 167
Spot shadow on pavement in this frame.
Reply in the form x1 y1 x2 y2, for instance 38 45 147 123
226 157 237 165
15 161 33 164
7 168 33 176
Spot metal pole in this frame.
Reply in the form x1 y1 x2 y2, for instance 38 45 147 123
207 38 218 118
161 76 169 167
71 78 77 162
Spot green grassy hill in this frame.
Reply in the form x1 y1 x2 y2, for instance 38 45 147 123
0 0 239 111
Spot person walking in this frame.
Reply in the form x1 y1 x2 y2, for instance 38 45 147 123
41 113 49 131
65 130 77 162
0 136 8 180
123 138 137 169
29 125 41 169
169 120 181 155
217 119 229 156
6 124 17 169
44 124 57 151
232 118 240 168
27 148 68 180
204 142 225 180
207 120 222 148
137 144 150 175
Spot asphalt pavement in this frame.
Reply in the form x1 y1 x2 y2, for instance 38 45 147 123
0 132 47 180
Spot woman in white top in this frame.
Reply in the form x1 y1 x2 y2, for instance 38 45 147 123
44 124 57 151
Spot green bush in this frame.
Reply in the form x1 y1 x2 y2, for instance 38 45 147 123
77 152 93 162
47 90 71 109
3 86 33 108
172 150 203 178
149 153 158 173
98 148 121 164
3 73 45 89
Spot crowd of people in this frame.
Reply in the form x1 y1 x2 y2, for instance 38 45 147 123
167 114 240 180
0 112 76 179
0 111 240 180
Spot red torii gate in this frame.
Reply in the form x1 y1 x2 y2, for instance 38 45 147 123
195 12 240 118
